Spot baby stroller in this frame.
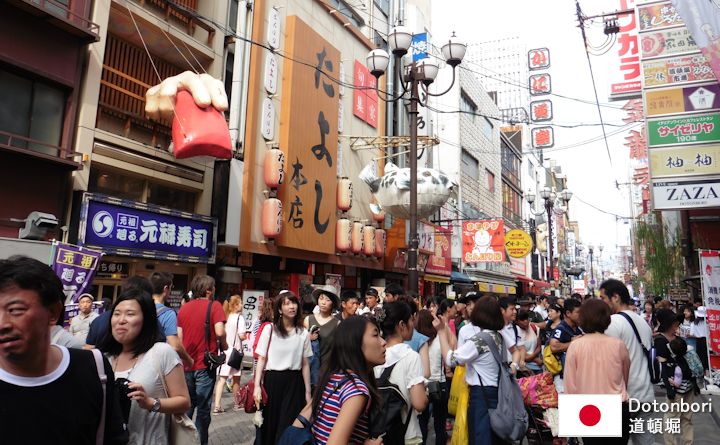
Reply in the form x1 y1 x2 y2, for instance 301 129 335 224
517 371 557 445
524 404 554 445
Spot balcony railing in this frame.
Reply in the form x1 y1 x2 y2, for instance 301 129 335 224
140 0 215 45
0 129 80 168
13 0 100 41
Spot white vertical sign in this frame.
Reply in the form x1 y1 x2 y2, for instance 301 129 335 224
242 290 267 357
267 8 281 49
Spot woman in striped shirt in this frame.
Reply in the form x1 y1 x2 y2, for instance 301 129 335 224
311 316 385 445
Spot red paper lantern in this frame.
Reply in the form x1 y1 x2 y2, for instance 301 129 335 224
337 177 353 211
351 222 364 254
362 226 375 256
336 218 351 252
374 229 386 257
172 90 232 159
261 198 283 238
264 148 285 189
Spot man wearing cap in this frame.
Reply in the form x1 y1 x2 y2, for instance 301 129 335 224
70 293 98 343
517 294 546 329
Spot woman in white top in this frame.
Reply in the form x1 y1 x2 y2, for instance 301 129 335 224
99 288 191 445
213 294 246 413
254 291 312 445
374 301 428 444
435 295 508 445
416 309 447 445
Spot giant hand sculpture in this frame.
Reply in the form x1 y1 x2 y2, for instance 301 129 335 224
145 71 228 121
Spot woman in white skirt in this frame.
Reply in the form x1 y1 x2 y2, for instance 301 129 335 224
213 294 246 413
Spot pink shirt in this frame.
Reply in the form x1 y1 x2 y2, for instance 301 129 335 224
564 333 630 401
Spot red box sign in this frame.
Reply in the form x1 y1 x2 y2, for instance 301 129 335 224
353 61 378 128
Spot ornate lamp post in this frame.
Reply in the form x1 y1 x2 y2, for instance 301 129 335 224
527 186 573 283
599 243 604 280
588 243 595 294
366 27 466 294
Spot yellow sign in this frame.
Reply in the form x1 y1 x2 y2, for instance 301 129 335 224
650 145 720 177
645 88 685 116
478 282 490 292
504 229 533 258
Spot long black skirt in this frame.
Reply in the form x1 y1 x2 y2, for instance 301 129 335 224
259 370 305 445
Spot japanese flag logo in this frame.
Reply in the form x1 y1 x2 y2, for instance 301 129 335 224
558 394 622 437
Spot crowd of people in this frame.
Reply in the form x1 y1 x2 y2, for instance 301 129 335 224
0 254 713 445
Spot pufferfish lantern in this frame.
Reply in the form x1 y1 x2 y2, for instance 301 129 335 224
359 162 455 219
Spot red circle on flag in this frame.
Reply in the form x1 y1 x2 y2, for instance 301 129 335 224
579 404 601 426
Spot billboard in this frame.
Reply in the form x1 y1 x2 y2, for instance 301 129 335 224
638 1 684 32
652 177 720 209
640 28 698 59
649 145 720 177
643 54 716 88
699 251 720 362
647 113 720 146
671 0 720 82
609 0 642 99
645 83 720 116
462 220 505 263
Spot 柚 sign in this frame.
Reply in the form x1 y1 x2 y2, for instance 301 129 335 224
640 28 698 59
647 113 720 146
652 177 720 209
645 83 720 116
643 54 715 88
79 193 217 263
649 145 720 177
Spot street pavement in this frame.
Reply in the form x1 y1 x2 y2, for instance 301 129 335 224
206 375 720 445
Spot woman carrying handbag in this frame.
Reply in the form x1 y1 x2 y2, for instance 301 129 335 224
213 295 246 413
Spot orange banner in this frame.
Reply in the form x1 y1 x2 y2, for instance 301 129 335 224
462 220 505 263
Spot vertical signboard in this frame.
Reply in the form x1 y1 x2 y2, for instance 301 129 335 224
699 250 720 373
278 17 339 254
609 0 642 99
242 290 267 357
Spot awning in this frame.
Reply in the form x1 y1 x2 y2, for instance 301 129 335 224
465 268 518 295
424 274 450 283
451 271 473 283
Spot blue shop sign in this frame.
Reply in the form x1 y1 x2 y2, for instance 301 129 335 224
79 193 217 263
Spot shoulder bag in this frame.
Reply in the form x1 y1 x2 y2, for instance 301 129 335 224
203 300 226 374
226 314 244 370
618 312 661 384
155 360 201 445
236 324 272 413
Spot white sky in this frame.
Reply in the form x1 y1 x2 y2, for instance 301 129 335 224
433 0 638 268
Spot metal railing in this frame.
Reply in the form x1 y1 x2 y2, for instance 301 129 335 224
0 129 73 162
24 0 100 37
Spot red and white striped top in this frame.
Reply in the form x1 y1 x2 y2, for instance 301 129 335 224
312 372 370 444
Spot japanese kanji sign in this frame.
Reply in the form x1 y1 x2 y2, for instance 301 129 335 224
649 145 720 177
411 32 429 62
699 251 720 361
278 17 339 254
79 193 217 263
643 54 716 88
638 1 684 32
645 84 720 116
51 242 102 304
462 220 505 264
529 73 551 96
425 226 451 276
353 60 378 128
609 0 642 99
647 113 720 146
528 48 550 70
504 229 533 258
531 126 554 148
671 0 720 85
530 100 553 122
640 28 698 59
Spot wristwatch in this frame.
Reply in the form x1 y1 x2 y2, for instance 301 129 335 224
150 398 161 413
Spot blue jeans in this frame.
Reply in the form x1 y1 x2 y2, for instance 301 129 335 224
185 369 216 445
468 385 504 445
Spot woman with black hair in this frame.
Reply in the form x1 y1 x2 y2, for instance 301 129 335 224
541 302 563 345
254 291 312 445
374 301 428 444
416 309 448 445
308 315 385 444
99 288 191 444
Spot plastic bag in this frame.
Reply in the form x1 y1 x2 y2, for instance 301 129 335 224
518 371 558 408
450 384 469 445
447 365 467 416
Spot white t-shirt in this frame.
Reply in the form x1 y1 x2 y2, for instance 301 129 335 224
452 324 502 386
690 319 708 338
112 342 181 445
605 310 654 402
427 338 445 383
500 323 519 358
374 343 425 443
534 306 549 320
255 324 312 370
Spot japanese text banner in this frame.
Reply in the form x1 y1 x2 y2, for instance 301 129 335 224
462 220 505 263
51 242 102 304
671 0 720 82
699 251 720 358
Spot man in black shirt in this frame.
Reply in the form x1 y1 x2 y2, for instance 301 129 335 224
0 256 127 444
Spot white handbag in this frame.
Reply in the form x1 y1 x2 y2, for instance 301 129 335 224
157 363 200 445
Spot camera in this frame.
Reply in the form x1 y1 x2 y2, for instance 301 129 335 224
310 325 320 335
116 378 132 398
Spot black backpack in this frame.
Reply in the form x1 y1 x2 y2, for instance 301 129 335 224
617 312 661 384
368 362 413 442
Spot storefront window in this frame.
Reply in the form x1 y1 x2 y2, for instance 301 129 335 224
89 168 145 201
147 182 196 213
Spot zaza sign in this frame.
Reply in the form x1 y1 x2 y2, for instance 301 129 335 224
652 178 720 209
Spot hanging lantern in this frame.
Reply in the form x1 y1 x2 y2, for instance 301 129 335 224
374 228 386 257
263 148 285 189
335 218 351 252
261 198 283 238
351 222 364 254
337 177 353 211
362 225 375 256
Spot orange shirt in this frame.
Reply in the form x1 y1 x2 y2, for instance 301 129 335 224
564 333 630 401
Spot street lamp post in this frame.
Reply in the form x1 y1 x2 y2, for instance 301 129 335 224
527 186 572 283
367 27 466 294
598 243 604 280
588 244 595 294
